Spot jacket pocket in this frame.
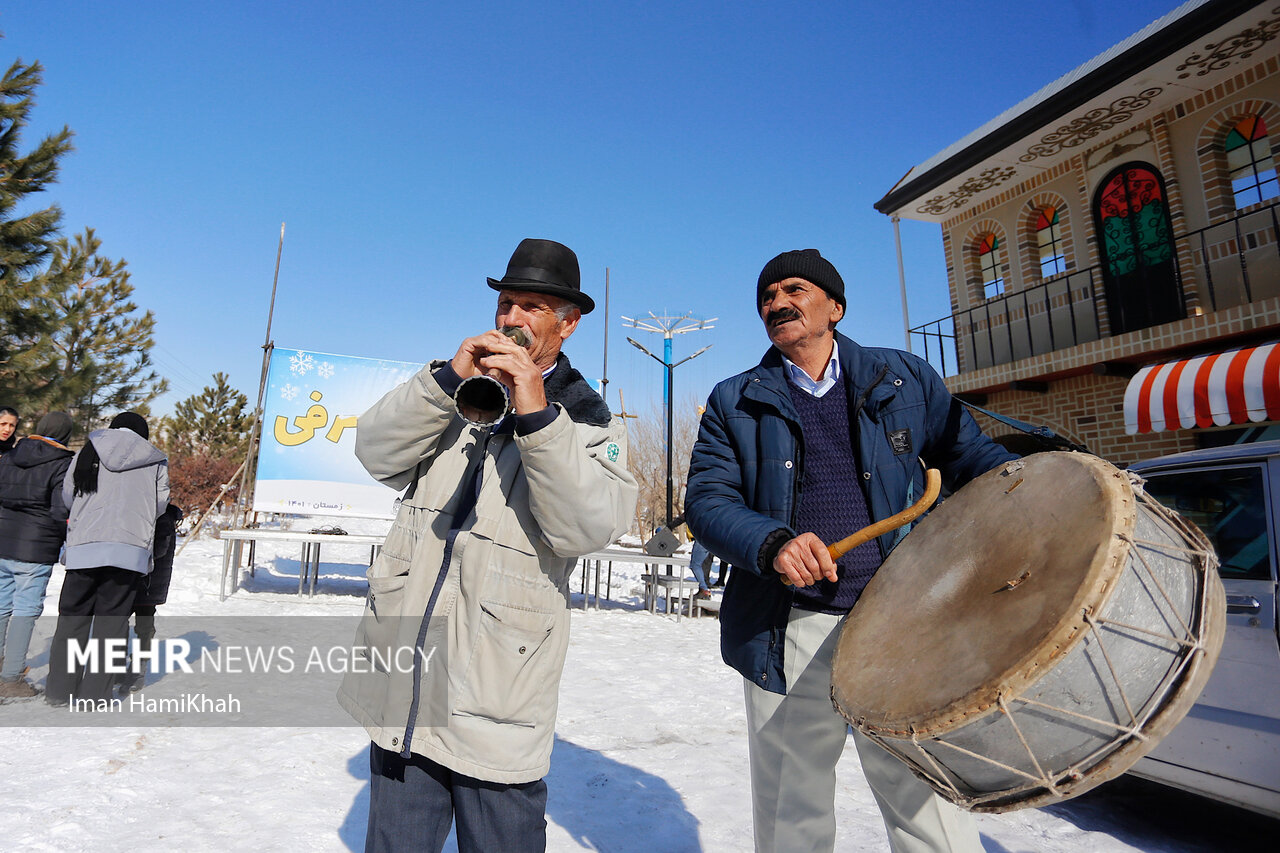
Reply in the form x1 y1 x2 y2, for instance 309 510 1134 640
452 600 556 727
342 571 411 722
360 574 409 674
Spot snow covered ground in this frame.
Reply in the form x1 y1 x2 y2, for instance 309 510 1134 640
2 519 1275 852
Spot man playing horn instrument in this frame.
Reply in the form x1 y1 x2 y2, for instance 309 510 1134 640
685 248 1017 853
340 238 637 853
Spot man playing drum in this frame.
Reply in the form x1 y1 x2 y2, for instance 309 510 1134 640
685 249 1017 852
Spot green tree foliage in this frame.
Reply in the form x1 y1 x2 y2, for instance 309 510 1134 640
160 372 253 458
157 374 253 525
7 229 167 431
0 59 73 407
0 58 165 436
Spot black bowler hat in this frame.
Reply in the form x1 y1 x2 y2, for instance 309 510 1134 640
487 238 594 314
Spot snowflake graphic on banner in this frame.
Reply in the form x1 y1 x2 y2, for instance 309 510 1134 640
289 351 314 375
317 361 335 380
281 383 299 401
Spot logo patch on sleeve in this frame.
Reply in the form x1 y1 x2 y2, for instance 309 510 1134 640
888 428 913 455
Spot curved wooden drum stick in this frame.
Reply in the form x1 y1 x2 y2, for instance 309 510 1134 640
781 468 942 585
828 468 942 559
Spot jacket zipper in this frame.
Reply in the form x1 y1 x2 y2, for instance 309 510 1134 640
399 429 492 757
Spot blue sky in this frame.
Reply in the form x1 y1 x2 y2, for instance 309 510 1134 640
3 0 1182 418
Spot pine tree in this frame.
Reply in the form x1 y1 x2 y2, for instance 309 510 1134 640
160 372 253 458
0 60 71 280
0 59 74 404
157 374 253 522
12 228 168 431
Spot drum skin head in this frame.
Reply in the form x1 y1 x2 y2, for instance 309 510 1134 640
832 452 1136 736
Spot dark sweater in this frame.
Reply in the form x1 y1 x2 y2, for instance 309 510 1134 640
788 382 880 614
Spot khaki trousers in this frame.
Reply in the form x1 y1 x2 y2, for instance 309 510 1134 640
744 608 981 853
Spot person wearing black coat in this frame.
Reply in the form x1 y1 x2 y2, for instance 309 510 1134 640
118 502 184 694
0 412 75 698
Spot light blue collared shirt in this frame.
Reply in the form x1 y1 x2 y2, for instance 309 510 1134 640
782 340 840 398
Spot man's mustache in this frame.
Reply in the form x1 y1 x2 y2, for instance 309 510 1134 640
767 308 801 327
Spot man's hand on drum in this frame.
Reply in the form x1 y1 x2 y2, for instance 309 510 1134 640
772 532 839 587
451 330 547 415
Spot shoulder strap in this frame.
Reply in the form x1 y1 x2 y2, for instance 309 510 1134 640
958 399 1090 454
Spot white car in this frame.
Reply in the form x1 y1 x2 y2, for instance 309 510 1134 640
1127 442 1280 818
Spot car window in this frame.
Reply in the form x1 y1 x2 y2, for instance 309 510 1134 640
1140 466 1273 582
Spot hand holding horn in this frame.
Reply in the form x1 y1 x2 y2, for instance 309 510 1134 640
453 327 532 426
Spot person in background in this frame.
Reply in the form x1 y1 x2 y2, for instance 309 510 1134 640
46 412 168 706
0 407 19 457
0 412 74 699
686 249 1017 853
118 502 184 694
688 538 714 600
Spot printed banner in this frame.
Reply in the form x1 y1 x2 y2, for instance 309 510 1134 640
253 347 423 519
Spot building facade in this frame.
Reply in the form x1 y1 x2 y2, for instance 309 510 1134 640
876 0 1280 465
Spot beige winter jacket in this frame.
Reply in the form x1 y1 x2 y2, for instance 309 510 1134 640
337 359 637 783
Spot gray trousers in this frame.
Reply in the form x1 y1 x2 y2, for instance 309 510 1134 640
744 608 982 853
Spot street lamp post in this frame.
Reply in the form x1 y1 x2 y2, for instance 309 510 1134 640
626 336 712 527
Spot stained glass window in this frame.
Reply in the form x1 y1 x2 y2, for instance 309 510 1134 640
1098 166 1172 278
1225 114 1278 208
1036 205 1065 277
1092 161 1182 334
978 233 1003 299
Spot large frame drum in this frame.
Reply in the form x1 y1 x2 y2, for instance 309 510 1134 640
830 452 1224 812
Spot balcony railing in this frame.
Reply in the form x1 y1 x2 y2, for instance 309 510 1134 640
911 200 1280 377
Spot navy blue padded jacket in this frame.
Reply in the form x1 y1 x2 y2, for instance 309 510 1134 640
685 332 1018 695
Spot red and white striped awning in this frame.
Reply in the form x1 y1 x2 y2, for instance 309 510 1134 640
1124 342 1280 435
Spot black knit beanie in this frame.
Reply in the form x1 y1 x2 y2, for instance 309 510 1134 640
109 411 149 439
756 249 846 309
36 411 74 445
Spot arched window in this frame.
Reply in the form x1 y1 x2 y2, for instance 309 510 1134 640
978 233 1003 299
1036 205 1065 277
1225 114 1278 208
1093 162 1182 334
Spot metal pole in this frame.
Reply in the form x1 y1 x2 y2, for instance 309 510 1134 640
262 223 285 350
601 267 610 400
622 325 713 534
663 334 672 406
666 361 674 528
663 332 673 524
893 215 911 352
238 223 286 525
